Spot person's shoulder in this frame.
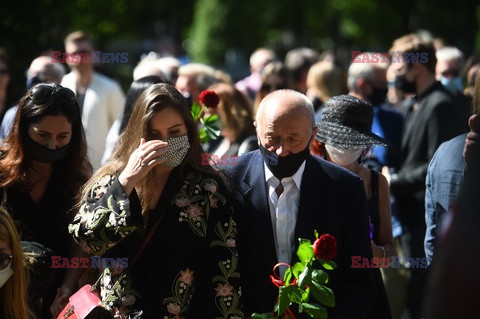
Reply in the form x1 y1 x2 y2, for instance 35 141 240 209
307 155 362 185
92 72 123 91
60 72 75 87
424 82 455 108
221 149 259 176
431 134 466 160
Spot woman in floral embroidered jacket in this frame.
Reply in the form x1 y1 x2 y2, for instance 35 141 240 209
69 83 244 319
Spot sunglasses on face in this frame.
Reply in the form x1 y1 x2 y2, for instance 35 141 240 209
0 254 12 270
0 68 9 75
29 84 77 106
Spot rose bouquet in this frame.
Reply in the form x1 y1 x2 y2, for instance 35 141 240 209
252 231 337 319
191 90 221 143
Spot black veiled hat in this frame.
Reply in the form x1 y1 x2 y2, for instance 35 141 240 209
316 94 390 149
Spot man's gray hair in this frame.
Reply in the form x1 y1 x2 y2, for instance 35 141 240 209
178 63 218 90
436 46 465 69
347 53 376 92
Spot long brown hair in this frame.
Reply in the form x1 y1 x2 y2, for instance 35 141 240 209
209 82 255 142
81 83 214 213
0 211 31 319
0 83 91 199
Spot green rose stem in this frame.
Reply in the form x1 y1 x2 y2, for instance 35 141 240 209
252 231 337 319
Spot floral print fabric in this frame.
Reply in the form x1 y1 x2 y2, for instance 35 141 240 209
69 172 244 319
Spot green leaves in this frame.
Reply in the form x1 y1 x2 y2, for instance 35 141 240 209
322 260 337 271
298 266 312 289
251 313 274 319
256 232 336 318
301 303 328 319
312 269 329 284
297 238 314 264
190 103 220 144
310 282 335 308
201 114 218 125
278 286 291 315
191 103 202 120
292 262 305 278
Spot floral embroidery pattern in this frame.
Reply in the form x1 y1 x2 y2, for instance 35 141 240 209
173 174 227 237
69 175 138 256
70 172 244 318
99 268 140 317
163 268 196 319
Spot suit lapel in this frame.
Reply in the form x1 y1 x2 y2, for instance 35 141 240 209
239 152 278 267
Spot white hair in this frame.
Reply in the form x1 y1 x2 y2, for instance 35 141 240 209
250 48 276 72
178 63 218 90
347 52 377 92
157 56 180 80
436 46 465 68
133 57 165 81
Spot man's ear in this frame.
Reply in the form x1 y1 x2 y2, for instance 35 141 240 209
357 78 371 95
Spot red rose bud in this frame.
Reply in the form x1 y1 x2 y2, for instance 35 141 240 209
199 90 220 108
313 234 337 261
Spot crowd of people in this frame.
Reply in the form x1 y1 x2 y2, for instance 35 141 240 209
0 29 479 319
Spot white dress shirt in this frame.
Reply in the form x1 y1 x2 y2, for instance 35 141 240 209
264 161 306 276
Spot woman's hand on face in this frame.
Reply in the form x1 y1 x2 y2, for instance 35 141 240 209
118 138 168 195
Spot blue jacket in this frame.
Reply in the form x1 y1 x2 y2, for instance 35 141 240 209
424 133 466 265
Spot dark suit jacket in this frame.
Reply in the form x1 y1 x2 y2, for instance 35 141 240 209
392 82 469 229
222 150 376 318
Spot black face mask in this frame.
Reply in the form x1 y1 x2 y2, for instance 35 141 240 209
368 86 388 105
395 75 416 94
259 143 310 179
24 136 70 163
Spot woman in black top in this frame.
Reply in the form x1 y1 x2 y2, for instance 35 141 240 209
70 83 244 318
312 95 397 319
0 83 91 317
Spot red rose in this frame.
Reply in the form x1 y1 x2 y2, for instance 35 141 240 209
199 90 220 108
313 234 337 261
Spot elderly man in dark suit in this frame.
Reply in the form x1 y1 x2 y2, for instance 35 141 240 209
221 89 376 318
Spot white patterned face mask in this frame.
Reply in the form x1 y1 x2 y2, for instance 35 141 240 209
325 144 363 166
159 134 190 167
